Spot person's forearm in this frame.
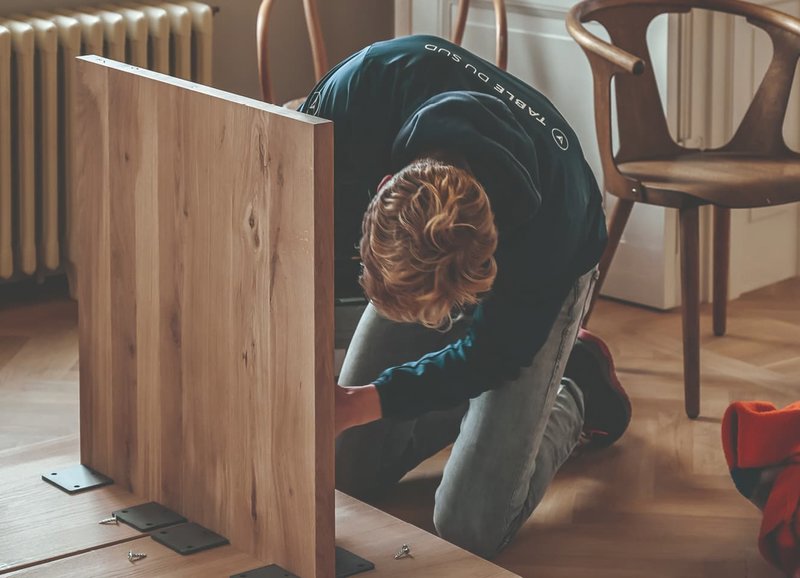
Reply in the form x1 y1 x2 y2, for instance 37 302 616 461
336 384 382 435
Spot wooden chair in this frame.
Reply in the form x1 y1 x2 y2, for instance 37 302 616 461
452 0 508 70
567 0 800 418
256 0 328 106
257 0 509 108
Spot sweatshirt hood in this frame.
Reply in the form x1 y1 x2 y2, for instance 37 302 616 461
390 91 542 236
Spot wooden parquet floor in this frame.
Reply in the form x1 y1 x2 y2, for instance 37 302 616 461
1 277 798 577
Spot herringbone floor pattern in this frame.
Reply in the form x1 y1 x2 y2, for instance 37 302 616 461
0 277 797 577
371 279 799 578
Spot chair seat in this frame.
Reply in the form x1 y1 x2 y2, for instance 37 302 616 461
618 152 800 208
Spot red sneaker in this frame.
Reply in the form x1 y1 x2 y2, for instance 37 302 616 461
565 329 632 449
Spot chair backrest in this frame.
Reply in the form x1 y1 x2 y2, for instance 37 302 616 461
257 0 328 103
451 0 508 70
568 0 800 171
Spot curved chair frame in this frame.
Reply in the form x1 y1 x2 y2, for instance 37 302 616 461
257 0 328 103
568 0 800 418
452 0 508 70
259 0 509 104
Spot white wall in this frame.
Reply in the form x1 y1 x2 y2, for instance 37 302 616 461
1 0 394 101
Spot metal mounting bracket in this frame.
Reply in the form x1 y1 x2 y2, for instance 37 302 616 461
150 522 229 555
335 546 375 577
230 566 300 578
113 502 187 532
230 547 375 578
41 465 113 494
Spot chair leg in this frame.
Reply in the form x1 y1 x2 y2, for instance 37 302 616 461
713 206 730 337
582 198 635 327
680 205 700 419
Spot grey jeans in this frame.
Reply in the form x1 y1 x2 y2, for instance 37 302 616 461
336 268 598 558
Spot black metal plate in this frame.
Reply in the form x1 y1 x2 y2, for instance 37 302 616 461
336 546 375 578
230 565 300 578
150 522 229 555
228 548 374 578
41 465 113 494
113 502 187 532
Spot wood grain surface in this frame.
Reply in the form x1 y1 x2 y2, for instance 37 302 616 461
4 278 797 576
0 432 518 576
336 492 520 578
0 437 141 575
4 538 263 578
73 57 334 577
2 492 520 578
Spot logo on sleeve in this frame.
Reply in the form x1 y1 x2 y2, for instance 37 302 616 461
421 40 574 149
552 128 569 151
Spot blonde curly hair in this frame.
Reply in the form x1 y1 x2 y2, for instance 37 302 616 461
359 158 498 330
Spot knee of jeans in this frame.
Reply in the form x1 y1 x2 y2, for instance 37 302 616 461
433 501 509 559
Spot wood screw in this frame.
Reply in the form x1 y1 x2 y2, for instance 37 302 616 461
127 551 147 562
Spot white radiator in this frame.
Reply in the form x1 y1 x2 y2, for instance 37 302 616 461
0 1 213 284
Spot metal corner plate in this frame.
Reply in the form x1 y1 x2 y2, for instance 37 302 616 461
230 565 300 578
336 546 375 578
150 522 229 555
229 547 374 578
41 464 113 494
113 502 187 532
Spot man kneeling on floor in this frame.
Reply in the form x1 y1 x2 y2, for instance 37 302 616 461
301 35 632 558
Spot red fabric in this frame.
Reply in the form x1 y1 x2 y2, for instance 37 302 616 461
722 401 800 576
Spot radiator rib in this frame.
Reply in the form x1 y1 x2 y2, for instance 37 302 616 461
102 5 148 67
0 25 11 279
179 1 213 85
125 3 170 74
0 2 213 283
157 3 192 80
84 9 127 61
1 19 36 276
34 12 81 282
15 15 60 271
57 10 104 57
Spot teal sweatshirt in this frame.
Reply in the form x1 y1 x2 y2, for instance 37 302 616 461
300 35 607 421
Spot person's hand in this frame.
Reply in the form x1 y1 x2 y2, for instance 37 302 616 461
335 384 382 437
